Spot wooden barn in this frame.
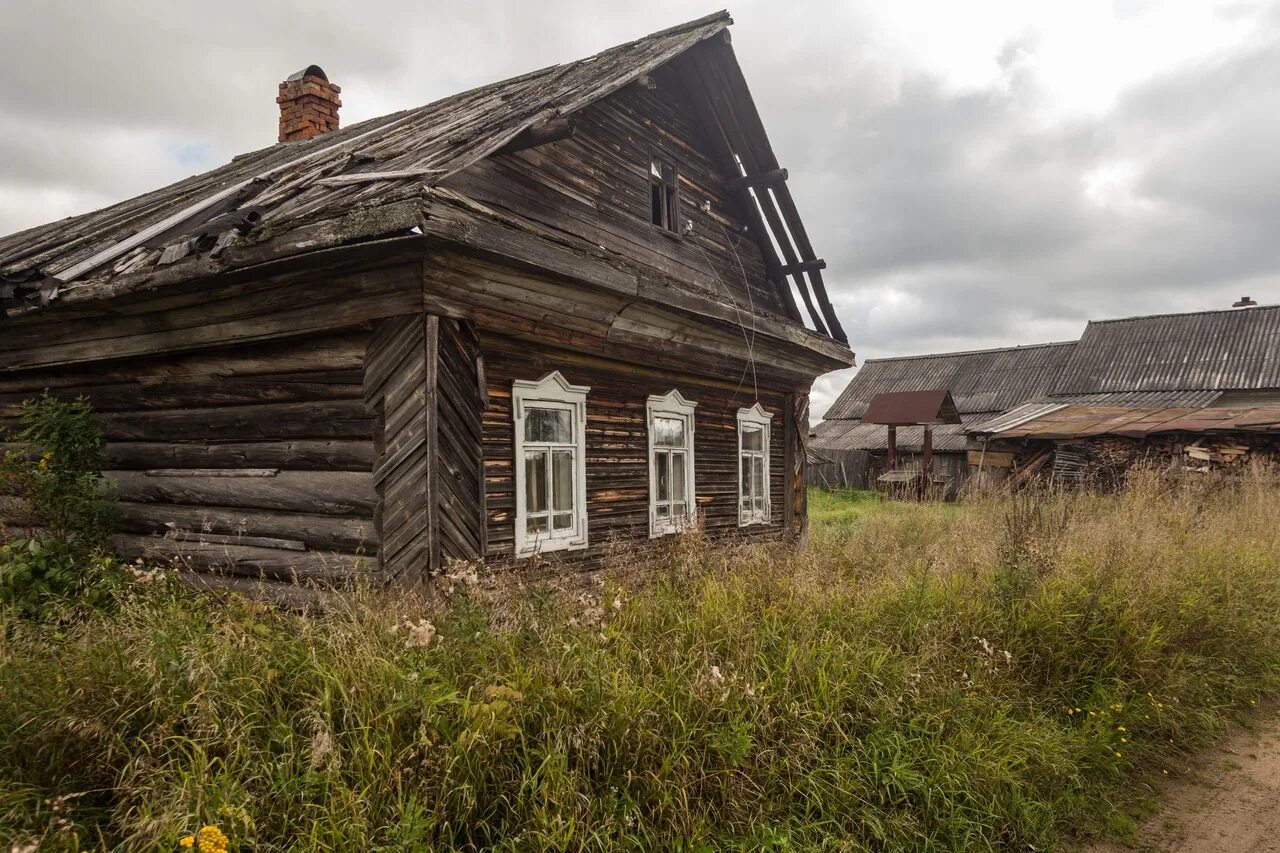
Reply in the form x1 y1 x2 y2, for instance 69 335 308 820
814 303 1280 493
811 342 1074 491
0 12 853 596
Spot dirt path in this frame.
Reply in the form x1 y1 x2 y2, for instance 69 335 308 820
1090 720 1280 852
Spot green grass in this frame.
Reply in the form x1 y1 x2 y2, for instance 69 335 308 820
3 471 1280 851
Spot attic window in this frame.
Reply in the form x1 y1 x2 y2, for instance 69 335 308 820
649 157 679 233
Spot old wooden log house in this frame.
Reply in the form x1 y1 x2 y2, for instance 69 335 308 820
0 12 854 598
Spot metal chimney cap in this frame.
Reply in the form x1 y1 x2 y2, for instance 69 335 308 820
286 65 328 83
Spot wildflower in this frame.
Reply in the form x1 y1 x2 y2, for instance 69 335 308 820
1117 726 1126 732
179 825 229 853
1075 707 1082 713
403 619 436 649
1250 699 1257 706
1162 769 1169 776
1114 751 1122 758
1120 738 1128 744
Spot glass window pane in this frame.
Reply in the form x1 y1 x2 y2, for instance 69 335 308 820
672 452 686 501
674 501 687 520
742 425 763 451
661 162 676 184
740 454 751 497
527 515 548 534
525 451 547 513
656 452 670 502
552 512 574 531
753 496 765 513
651 160 663 179
653 416 685 448
656 504 669 519
752 456 765 499
524 408 572 443
552 450 574 512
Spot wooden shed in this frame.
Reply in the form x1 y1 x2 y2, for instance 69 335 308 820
0 12 853 597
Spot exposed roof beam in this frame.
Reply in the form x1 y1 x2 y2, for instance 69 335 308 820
725 167 788 193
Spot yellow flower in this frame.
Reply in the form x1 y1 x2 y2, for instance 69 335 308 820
1114 751 1123 758
180 838 194 849
1117 726 1126 732
1120 738 1128 743
1162 769 1169 775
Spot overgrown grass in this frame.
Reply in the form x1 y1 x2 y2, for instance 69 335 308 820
3 471 1280 851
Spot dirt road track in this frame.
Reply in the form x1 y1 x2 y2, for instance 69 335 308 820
1089 721 1280 852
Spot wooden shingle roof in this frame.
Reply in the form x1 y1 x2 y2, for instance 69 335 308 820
0 11 846 350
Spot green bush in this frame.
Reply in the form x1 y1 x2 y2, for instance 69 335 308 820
1 472 1278 851
1 393 117 615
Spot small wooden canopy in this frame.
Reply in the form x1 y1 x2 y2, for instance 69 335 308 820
862 390 961 426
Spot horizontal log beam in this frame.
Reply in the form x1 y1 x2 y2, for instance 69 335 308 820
111 534 373 582
768 258 827 279
725 167 788 193
105 470 376 516
117 501 378 552
493 118 578 157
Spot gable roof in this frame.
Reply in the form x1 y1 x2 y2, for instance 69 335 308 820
824 341 1077 420
0 12 845 348
1054 304 1280 394
862 389 961 425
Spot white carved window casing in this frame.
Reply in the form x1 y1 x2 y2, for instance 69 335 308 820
513 372 589 556
737 403 772 526
647 390 697 536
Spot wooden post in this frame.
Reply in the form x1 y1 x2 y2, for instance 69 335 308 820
922 424 933 499
886 425 896 472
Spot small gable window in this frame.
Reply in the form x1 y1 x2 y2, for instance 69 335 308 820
513 371 590 556
737 403 773 526
647 390 697 536
649 157 680 233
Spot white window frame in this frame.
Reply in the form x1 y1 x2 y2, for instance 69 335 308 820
512 371 590 556
737 403 773 526
647 390 698 537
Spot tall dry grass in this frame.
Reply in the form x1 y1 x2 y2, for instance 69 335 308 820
2 469 1279 851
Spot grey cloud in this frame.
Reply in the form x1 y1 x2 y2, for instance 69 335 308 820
2 1 1279 421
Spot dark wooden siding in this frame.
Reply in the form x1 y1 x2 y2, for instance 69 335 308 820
436 318 487 563
0 329 379 585
364 314 436 582
441 64 785 320
479 332 792 569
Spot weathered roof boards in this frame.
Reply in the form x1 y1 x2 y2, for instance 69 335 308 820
0 12 854 600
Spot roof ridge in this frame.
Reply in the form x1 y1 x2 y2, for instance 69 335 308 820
861 339 1077 363
1086 303 1280 326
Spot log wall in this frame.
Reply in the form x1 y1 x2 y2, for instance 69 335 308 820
0 328 380 586
478 332 799 570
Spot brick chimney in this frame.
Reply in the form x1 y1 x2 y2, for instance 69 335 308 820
277 65 341 142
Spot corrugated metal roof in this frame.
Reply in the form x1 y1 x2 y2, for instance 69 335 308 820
1044 390 1224 407
1055 305 1280 394
811 413 988 453
824 341 1077 420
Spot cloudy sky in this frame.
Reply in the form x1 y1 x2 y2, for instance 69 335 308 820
3 1 1279 417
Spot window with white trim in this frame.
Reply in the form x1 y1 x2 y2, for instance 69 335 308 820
513 372 589 556
737 403 773 526
647 390 697 536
